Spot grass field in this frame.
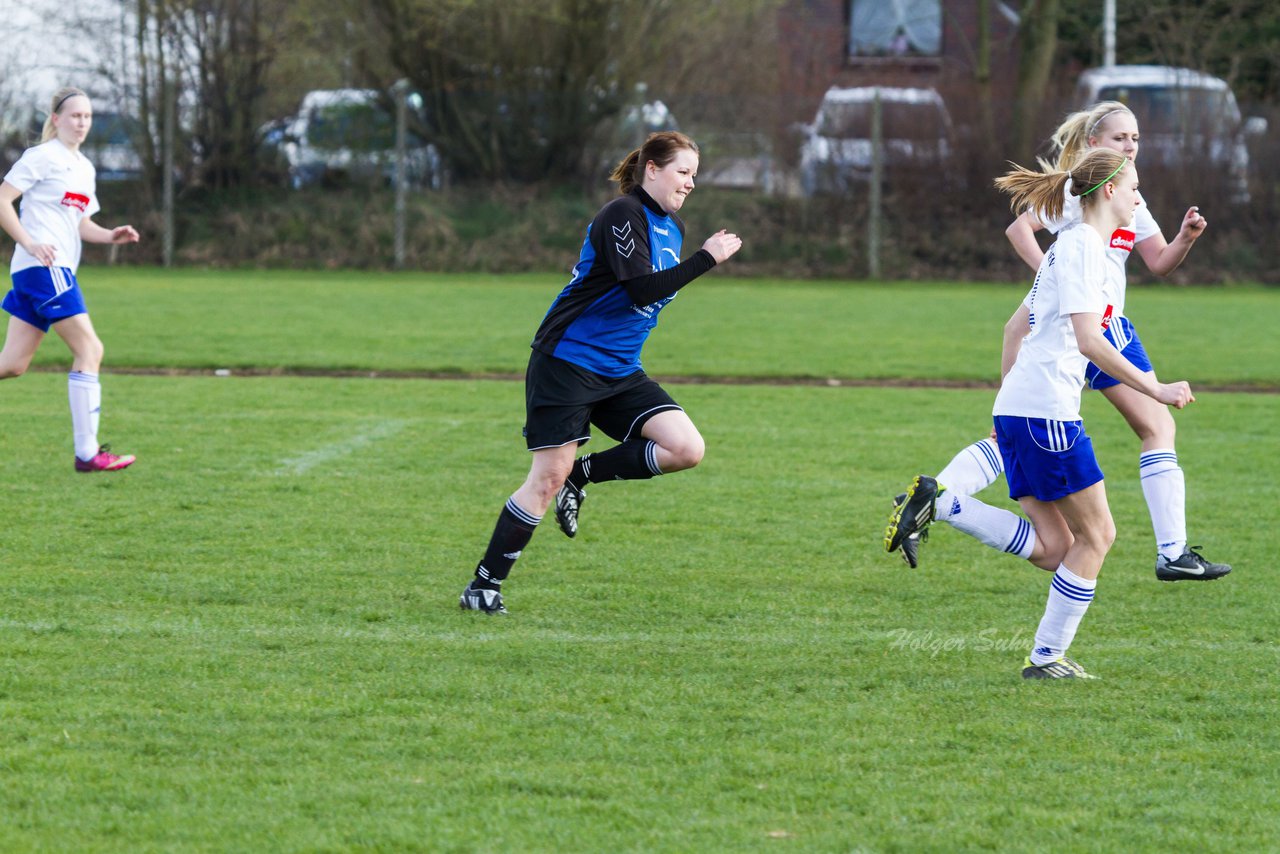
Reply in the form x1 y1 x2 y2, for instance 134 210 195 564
2 268 1278 851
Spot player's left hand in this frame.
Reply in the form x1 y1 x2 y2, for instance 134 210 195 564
110 225 141 244
1179 206 1207 240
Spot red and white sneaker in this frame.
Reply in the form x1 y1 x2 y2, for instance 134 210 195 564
75 444 136 473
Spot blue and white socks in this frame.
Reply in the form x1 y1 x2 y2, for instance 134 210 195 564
936 438 1003 497
68 371 101 461
1029 565 1096 665
935 491 1036 560
1140 449 1187 560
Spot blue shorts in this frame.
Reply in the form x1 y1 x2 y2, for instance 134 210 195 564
1084 316 1152 390
994 415 1104 503
4 266 88 332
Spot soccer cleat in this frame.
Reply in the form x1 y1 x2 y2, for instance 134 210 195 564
891 493 926 568
1021 656 1098 680
884 475 938 559
555 479 586 539
1156 547 1232 582
74 444 136 473
459 584 507 615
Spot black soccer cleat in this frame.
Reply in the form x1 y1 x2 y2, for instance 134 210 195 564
891 492 926 568
884 475 938 560
459 584 507 615
555 479 586 539
1155 547 1232 582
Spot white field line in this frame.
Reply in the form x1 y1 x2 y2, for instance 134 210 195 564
275 419 411 475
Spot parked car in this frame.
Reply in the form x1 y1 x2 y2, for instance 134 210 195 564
81 112 146 181
797 86 952 195
264 89 442 189
1075 65 1268 202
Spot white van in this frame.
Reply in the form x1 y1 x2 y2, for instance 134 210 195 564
1075 65 1267 201
797 86 952 195
265 89 441 189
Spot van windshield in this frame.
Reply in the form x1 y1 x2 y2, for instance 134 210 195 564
1097 86 1241 135
308 103 396 151
816 101 947 140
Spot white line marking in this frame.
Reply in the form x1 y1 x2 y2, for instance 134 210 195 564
276 419 410 475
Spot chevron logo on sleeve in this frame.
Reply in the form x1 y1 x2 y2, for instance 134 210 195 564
612 222 634 257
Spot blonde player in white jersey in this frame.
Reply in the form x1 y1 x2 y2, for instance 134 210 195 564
893 102 1228 582
888 149 1194 679
0 87 139 472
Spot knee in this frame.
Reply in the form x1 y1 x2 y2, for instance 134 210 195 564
1134 406 1176 446
661 433 705 473
80 338 105 371
530 465 573 506
1077 517 1116 555
0 359 28 379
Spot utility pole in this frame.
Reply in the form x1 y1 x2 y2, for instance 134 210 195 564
1103 0 1115 66
392 78 409 270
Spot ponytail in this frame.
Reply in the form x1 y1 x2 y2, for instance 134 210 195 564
995 148 1129 220
1046 101 1133 171
609 131 699 194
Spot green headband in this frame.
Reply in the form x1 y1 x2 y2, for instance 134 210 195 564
1080 160 1126 196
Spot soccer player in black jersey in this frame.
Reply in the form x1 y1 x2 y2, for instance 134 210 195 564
460 132 742 614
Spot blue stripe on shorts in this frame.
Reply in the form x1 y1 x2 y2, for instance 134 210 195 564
994 415 1105 503
1085 316 1153 390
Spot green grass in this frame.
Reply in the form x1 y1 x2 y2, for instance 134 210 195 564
2 270 1279 850
42 266 1280 387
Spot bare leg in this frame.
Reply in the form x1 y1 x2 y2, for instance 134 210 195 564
0 315 46 379
640 409 705 473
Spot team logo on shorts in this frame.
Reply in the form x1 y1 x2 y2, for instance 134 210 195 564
61 192 90 212
1101 303 1114 330
1109 228 1136 253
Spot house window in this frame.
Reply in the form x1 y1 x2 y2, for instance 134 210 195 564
848 0 942 58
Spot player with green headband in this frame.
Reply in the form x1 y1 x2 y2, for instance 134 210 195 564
893 101 1226 585
887 149 1197 679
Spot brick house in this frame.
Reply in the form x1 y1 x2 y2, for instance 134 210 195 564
777 0 1023 128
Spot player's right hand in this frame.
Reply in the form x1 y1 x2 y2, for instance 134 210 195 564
702 229 742 264
22 242 57 266
1156 381 1194 409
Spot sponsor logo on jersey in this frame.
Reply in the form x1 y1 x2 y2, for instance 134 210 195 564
1101 303 1114 330
1109 228 1135 253
60 191 90 212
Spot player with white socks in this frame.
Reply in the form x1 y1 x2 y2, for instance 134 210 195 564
0 87 137 472
898 102 1230 582
888 150 1196 679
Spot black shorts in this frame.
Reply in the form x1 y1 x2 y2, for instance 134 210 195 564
523 349 682 450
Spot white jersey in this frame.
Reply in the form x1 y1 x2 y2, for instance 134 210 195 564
1033 187 1160 320
4 139 100 275
995 224 1125 421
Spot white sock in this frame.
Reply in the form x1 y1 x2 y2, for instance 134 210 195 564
937 492 1036 559
1140 449 1186 560
68 371 101 461
936 437 1003 496
1029 565 1096 665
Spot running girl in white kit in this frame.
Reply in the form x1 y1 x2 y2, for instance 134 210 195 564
891 102 1227 582
0 87 139 472
887 149 1195 679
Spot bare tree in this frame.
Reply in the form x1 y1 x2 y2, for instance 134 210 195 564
1012 0 1061 161
361 0 699 182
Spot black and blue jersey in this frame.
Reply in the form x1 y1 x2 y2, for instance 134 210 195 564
531 186 715 378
